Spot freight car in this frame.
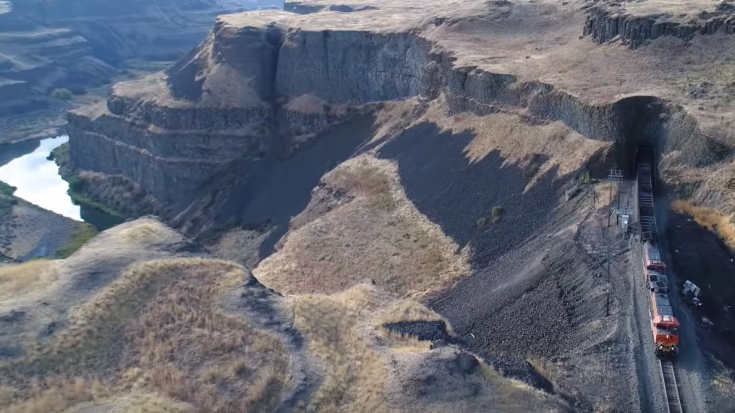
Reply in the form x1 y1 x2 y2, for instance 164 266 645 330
636 149 680 357
644 241 666 271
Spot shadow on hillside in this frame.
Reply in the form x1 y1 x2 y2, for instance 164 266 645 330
377 121 565 268
217 114 377 259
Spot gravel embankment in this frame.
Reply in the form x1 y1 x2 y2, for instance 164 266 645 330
418 177 646 412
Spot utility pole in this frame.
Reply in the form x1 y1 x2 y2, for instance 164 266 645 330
590 228 617 317
608 168 623 226
602 229 612 317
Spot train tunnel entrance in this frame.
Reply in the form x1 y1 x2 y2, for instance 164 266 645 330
611 96 669 177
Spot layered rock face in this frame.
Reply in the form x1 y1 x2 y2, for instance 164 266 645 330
0 28 112 93
583 0 735 48
66 4 634 212
0 2 114 95
66 0 733 228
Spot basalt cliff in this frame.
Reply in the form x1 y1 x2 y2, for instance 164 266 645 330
67 0 735 234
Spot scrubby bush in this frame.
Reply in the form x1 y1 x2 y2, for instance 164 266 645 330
0 181 16 197
579 169 591 184
476 206 504 229
491 206 503 224
0 182 18 210
55 224 96 258
50 88 73 100
68 84 88 95
67 175 88 193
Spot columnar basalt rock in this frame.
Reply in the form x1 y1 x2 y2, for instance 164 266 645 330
66 1 718 220
583 1 735 48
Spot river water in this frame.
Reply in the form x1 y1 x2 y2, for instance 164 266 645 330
0 136 80 219
0 136 122 230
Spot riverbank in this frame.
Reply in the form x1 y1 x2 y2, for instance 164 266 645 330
51 142 158 223
0 181 95 261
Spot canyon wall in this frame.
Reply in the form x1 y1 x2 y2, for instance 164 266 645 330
66 2 719 221
583 0 735 48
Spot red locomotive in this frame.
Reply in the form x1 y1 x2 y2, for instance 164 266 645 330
650 289 680 356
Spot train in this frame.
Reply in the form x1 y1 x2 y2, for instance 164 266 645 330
637 149 680 358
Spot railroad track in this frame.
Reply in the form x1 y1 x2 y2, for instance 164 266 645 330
660 360 684 413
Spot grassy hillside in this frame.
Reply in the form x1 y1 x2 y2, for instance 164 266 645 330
0 218 571 413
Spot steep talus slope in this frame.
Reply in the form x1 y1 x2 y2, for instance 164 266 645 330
0 218 571 413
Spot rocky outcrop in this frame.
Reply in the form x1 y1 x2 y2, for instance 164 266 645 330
583 0 735 48
66 1 721 228
284 1 379 14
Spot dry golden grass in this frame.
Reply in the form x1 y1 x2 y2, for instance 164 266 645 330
64 392 195 413
710 357 735 396
367 99 419 146
256 156 471 300
593 181 619 211
291 285 398 413
0 377 104 413
373 298 450 353
290 283 563 412
477 360 561 410
329 160 396 210
672 200 735 248
375 298 446 326
527 357 559 389
2 258 288 413
421 97 610 187
0 260 58 301
118 222 167 243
